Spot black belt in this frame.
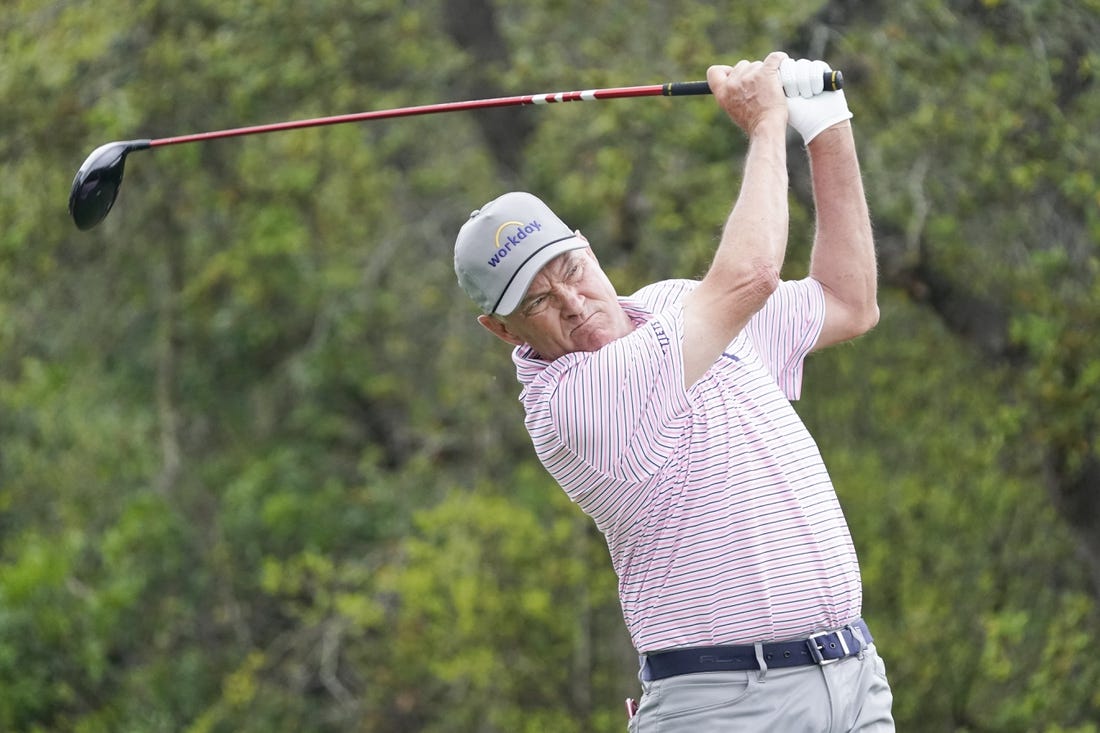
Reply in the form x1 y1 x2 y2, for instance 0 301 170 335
641 619 872 681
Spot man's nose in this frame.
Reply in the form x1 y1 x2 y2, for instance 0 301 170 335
558 286 585 315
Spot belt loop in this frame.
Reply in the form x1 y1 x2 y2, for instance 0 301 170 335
754 642 768 682
849 621 868 658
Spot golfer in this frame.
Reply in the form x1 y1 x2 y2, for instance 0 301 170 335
454 51 893 731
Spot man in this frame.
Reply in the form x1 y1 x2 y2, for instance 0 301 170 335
454 52 893 731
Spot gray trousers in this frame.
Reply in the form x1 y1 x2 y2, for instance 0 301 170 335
628 644 894 732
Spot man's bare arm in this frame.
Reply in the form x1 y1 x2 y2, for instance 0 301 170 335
681 53 791 386
806 121 880 350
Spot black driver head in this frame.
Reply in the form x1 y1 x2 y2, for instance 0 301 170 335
68 139 151 230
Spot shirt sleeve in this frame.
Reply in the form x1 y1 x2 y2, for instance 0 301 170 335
745 278 826 400
521 305 692 503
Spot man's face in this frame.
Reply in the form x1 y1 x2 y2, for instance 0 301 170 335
479 246 634 360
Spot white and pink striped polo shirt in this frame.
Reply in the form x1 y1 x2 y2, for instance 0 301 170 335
513 277 862 653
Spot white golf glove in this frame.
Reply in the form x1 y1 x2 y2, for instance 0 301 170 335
780 57 852 144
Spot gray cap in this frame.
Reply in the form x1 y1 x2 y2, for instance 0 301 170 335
454 192 588 316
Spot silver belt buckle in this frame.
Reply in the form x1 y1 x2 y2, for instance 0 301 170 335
807 628 850 666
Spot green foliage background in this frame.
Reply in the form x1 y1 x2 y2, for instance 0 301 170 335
2 1 1099 731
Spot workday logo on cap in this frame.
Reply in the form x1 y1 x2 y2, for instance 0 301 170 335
488 219 544 268
454 192 588 316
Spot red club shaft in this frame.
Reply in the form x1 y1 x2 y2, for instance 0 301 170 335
149 82 713 148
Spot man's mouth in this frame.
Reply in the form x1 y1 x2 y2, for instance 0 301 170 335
570 313 596 336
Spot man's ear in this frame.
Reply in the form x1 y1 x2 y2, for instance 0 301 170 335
477 314 525 346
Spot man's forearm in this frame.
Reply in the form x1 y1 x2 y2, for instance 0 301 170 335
807 122 879 333
681 115 790 385
719 118 790 277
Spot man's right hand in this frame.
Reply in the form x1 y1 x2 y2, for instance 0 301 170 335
707 51 790 137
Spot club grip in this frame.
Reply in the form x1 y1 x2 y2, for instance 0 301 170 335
663 80 713 96
822 69 844 92
663 70 843 97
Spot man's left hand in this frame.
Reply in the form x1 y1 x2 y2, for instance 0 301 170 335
781 57 853 145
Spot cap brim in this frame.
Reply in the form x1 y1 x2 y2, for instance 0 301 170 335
492 234 589 316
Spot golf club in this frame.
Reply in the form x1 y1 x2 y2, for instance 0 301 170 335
69 70 842 231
